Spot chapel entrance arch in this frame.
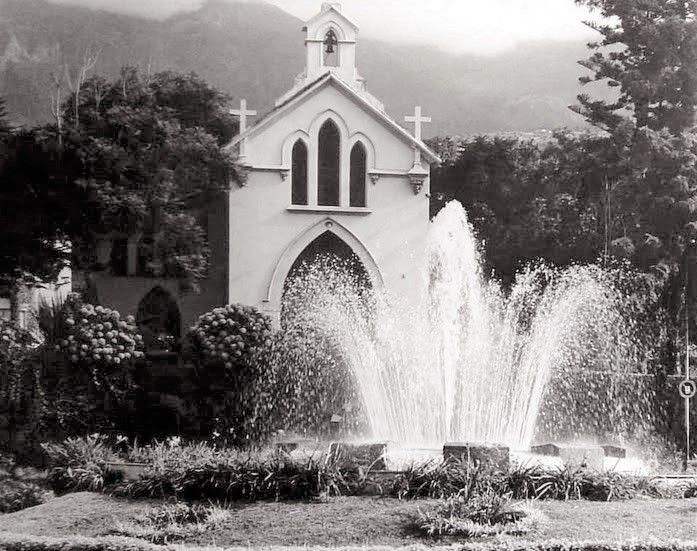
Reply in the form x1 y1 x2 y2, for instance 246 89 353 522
265 219 383 327
281 231 371 327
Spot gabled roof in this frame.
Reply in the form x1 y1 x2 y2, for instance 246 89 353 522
225 72 440 166
303 4 359 33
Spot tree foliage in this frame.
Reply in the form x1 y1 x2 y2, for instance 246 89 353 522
0 70 238 300
431 134 605 284
574 0 697 134
0 128 91 296
61 68 238 286
573 0 697 340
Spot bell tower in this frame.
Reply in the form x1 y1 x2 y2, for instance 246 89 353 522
276 2 384 110
302 3 359 86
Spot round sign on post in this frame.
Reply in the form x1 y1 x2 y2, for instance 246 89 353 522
679 379 697 399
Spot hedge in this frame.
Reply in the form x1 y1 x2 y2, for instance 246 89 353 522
2 533 697 551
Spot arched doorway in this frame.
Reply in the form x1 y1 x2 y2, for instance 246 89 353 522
281 231 371 325
136 286 181 352
265 218 384 327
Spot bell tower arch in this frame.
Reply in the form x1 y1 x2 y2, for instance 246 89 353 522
303 3 359 85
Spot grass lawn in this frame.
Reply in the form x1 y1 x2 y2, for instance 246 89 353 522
1 493 696 547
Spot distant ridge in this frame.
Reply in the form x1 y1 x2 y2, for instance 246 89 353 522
0 0 597 135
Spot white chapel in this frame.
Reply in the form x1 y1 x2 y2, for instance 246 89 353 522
225 2 440 325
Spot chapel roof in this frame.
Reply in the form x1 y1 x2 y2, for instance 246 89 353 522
225 72 440 165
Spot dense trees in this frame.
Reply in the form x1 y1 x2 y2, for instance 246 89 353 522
430 134 604 284
433 0 697 286
61 68 238 287
0 70 238 314
572 0 697 279
0 105 90 322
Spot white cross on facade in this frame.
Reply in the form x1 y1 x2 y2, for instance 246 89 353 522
404 105 431 141
230 99 257 134
230 99 257 161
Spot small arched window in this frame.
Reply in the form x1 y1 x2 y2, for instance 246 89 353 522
350 142 367 207
291 140 308 206
323 30 339 67
318 120 341 206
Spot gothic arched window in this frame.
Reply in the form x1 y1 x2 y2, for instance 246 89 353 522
350 142 367 207
323 30 339 67
318 120 341 206
291 140 308 205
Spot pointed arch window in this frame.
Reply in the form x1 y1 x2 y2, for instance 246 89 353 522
318 120 340 206
323 30 339 67
291 140 308 205
350 142 367 207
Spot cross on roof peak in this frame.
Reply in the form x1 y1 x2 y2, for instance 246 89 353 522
404 105 431 141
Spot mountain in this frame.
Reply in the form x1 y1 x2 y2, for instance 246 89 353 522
0 0 600 136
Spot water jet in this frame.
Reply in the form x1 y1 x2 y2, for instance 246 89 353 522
277 201 659 464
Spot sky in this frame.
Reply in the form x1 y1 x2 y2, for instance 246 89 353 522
47 0 599 55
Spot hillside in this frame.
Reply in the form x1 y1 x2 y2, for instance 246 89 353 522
0 0 598 136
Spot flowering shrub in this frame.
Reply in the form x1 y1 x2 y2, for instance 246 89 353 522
53 302 145 395
185 305 273 443
190 304 272 370
0 320 40 403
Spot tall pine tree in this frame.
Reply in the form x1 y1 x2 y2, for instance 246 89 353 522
573 0 697 273
575 0 697 134
575 0 697 381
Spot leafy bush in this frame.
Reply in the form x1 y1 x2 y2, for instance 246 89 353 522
0 479 50 513
0 319 40 404
42 436 356 501
41 434 121 494
109 502 220 545
42 434 119 467
115 452 354 502
389 458 503 500
413 489 531 539
502 464 651 501
0 450 51 513
187 304 273 442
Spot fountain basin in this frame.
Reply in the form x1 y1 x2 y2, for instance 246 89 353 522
327 441 390 470
530 443 604 471
443 442 510 472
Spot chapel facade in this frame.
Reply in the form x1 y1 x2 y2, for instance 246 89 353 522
85 2 438 339
226 2 439 325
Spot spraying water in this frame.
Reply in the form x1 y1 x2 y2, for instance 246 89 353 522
280 201 657 450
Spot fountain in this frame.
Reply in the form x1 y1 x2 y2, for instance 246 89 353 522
275 201 659 469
